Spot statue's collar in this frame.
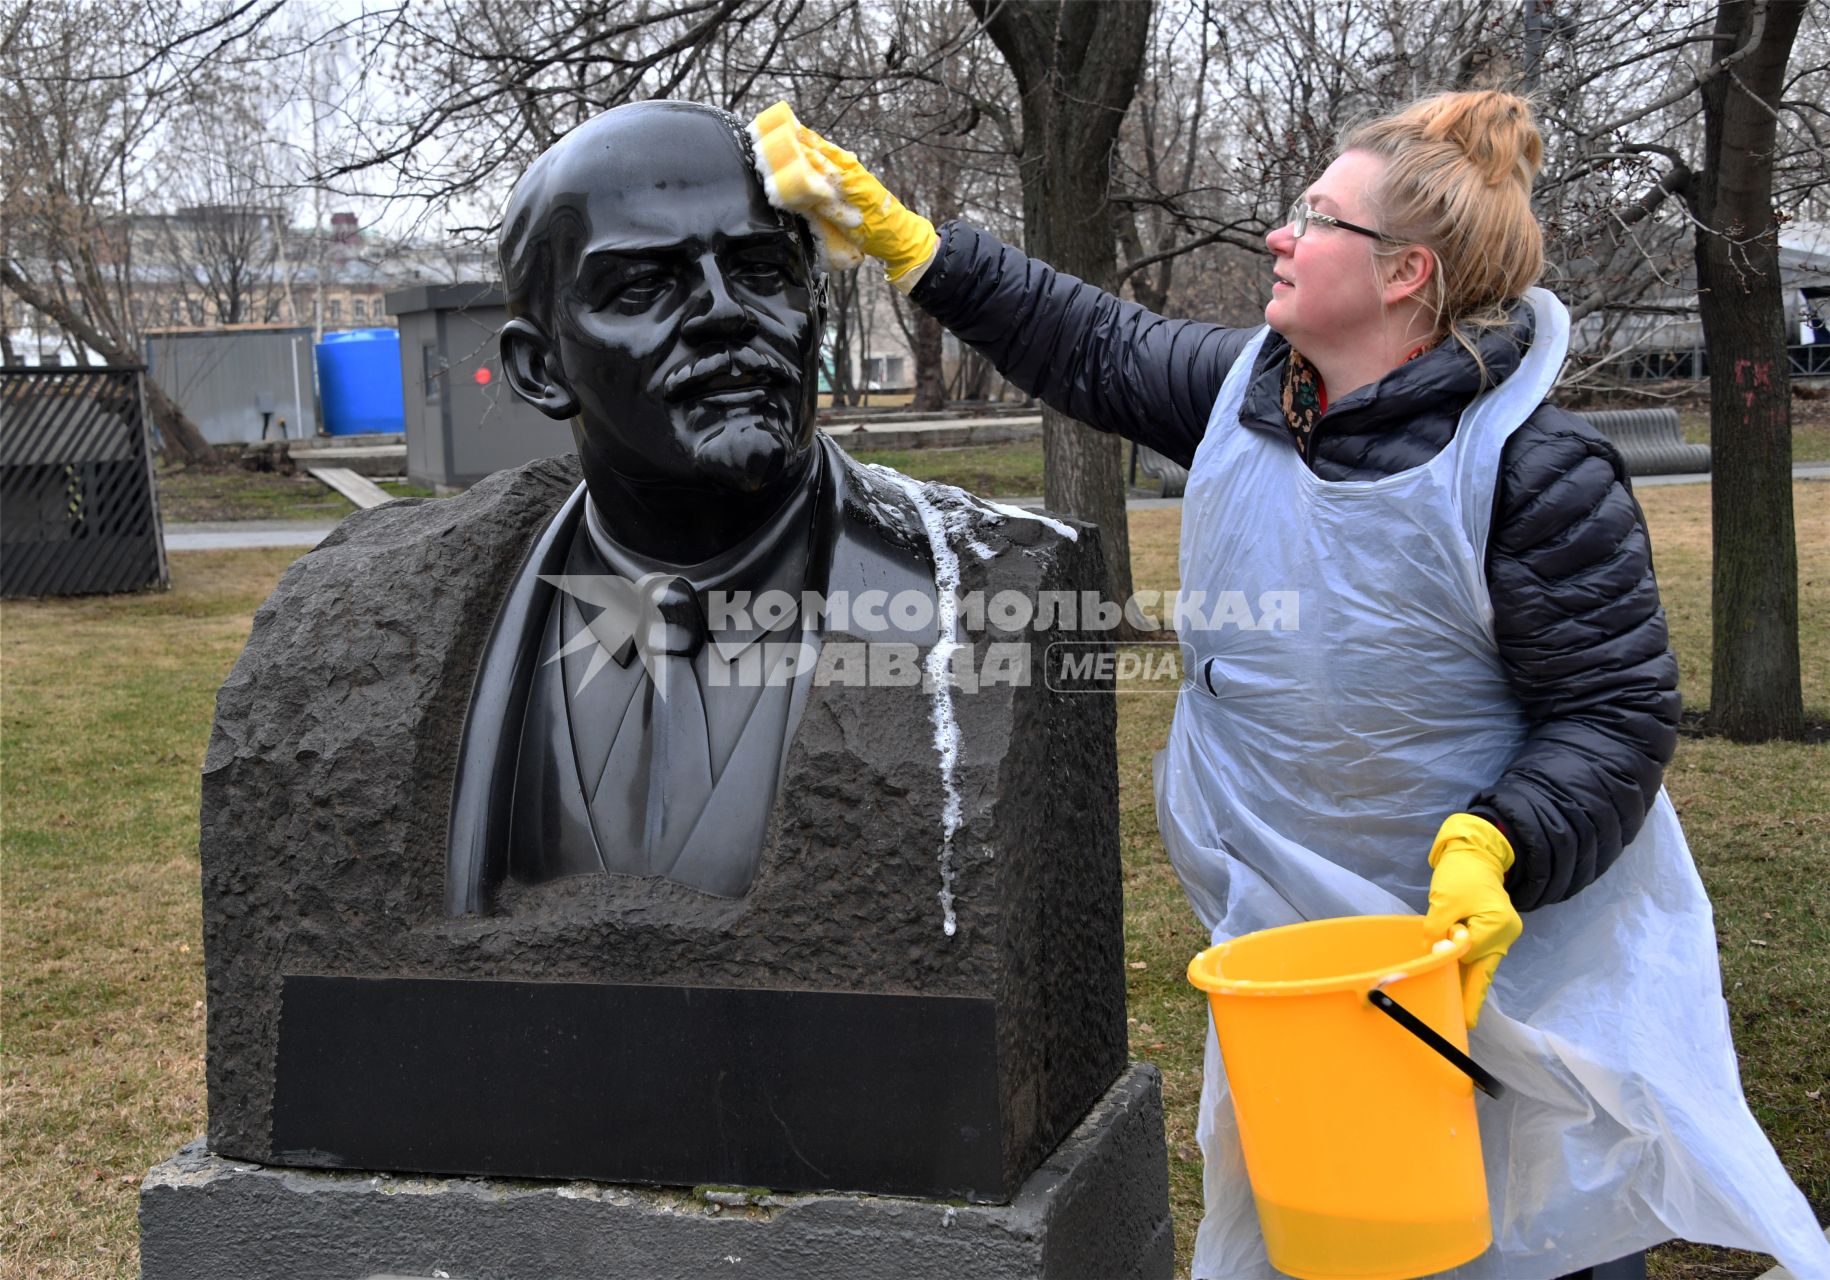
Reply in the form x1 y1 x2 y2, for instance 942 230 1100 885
578 447 825 663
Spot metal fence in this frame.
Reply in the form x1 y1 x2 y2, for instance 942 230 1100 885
1793 344 1830 378
1 366 168 598
1620 343 1830 381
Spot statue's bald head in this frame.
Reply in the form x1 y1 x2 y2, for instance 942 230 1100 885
498 100 815 331
493 98 828 511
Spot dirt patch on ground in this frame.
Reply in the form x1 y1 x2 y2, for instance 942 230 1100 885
1680 707 1830 743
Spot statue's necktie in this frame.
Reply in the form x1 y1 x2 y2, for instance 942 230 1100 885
641 576 712 874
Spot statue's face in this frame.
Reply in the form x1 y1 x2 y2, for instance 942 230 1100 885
546 110 822 501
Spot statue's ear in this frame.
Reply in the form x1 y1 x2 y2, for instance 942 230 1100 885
500 317 580 421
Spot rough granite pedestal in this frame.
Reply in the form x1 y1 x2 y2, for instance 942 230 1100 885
140 1062 1173 1280
199 455 1132 1203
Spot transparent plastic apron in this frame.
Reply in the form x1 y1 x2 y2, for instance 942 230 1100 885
1158 289 1830 1279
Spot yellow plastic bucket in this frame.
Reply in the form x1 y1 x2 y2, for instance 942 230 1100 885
1187 915 1491 1280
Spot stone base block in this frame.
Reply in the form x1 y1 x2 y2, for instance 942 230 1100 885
141 1062 1172 1280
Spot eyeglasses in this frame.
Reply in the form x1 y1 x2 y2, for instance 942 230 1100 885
1287 199 1403 244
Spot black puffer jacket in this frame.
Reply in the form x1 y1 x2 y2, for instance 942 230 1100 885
911 221 1681 911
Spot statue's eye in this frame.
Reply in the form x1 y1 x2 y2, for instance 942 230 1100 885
612 271 670 306
733 255 792 290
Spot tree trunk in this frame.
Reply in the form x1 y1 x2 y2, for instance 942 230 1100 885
911 308 947 412
951 345 993 401
910 161 961 411
973 0 1155 621
828 267 860 409
144 378 220 468
1693 0 1806 740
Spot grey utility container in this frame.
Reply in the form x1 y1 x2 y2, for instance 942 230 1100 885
143 326 320 444
385 283 574 490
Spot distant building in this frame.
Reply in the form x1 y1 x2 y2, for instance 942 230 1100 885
1574 221 1830 380
2 206 494 365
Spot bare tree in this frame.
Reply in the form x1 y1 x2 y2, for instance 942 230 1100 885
0 299 18 366
968 0 1156 618
1529 0 1820 737
824 265 864 408
319 1 843 217
0 0 280 464
1692 0 1811 740
158 205 289 325
799 2 1021 412
1113 4 1222 315
146 100 300 327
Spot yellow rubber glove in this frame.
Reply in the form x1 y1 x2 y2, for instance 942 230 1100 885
1424 813 1522 1029
748 102 940 286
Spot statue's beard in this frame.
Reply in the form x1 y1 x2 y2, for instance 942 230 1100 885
685 399 811 493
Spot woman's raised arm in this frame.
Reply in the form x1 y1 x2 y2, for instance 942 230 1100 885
749 102 1253 466
909 221 1252 468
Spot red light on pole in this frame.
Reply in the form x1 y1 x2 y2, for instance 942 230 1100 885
474 366 493 386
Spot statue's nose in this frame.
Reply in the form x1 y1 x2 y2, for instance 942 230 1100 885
681 256 759 344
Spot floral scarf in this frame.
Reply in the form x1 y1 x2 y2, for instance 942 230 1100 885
1279 350 1328 461
1280 344 1436 462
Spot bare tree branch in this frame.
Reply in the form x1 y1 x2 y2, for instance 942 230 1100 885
1581 0 1770 140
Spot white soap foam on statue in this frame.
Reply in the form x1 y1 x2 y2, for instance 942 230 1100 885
940 505 995 562
901 474 1080 547
863 464 966 936
974 495 1078 543
861 471 1079 937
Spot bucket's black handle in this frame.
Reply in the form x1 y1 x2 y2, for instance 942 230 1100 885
1367 988 1506 1099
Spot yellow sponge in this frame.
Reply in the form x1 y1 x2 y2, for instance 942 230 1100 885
809 217 866 271
747 101 864 268
749 102 837 210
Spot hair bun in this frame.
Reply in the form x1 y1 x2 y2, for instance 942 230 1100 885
1336 90 1546 352
1415 91 1543 189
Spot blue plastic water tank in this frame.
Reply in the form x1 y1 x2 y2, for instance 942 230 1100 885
315 328 406 436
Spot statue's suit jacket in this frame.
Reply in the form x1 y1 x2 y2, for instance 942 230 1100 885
446 435 937 915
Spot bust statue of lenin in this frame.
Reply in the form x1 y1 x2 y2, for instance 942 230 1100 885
193 102 1131 1202
445 101 935 913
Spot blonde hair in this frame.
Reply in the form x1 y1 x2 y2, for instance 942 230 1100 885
1340 90 1545 373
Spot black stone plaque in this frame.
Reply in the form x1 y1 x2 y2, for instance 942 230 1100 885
273 976 1005 1200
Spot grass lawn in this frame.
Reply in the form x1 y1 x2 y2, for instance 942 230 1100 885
1677 405 1830 464
2 551 299 1278
154 463 355 523
1595 393 1830 464
3 483 1825 1278
154 466 439 523
377 480 438 500
845 439 1045 497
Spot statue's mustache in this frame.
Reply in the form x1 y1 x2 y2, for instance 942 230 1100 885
663 347 796 402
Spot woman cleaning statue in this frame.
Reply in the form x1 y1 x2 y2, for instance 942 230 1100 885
749 90 1829 1280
